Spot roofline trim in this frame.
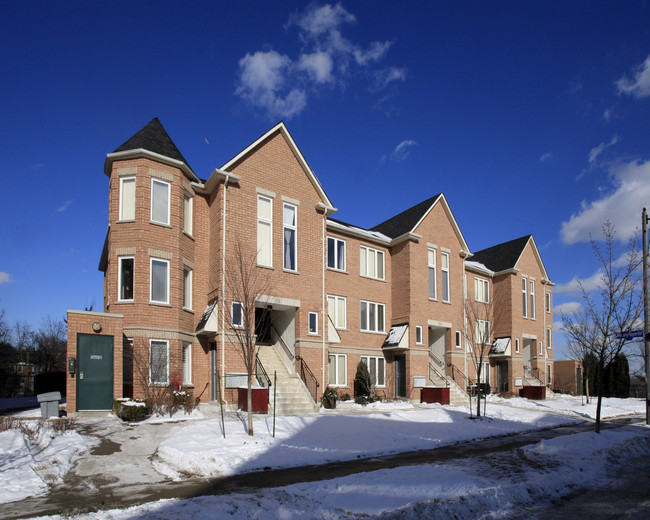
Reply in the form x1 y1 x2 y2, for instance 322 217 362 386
410 194 471 253
327 219 392 245
105 149 199 182
217 122 334 208
513 236 551 283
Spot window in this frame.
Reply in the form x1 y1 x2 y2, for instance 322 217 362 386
475 320 490 344
475 278 489 303
123 338 133 386
441 252 450 302
546 292 551 313
416 326 423 345
151 178 170 225
539 341 543 355
328 353 346 386
183 192 193 235
515 338 520 353
530 280 535 319
257 195 273 267
327 237 346 271
360 246 384 280
149 340 169 385
428 248 437 299
455 330 461 348
118 257 134 301
360 300 385 332
182 343 192 385
119 177 135 221
283 203 297 271
480 362 490 384
150 258 169 304
327 295 346 329
522 277 528 318
547 327 552 349
183 267 192 310
308 311 318 334
361 356 386 386
232 301 243 328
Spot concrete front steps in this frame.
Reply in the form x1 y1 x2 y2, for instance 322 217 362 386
523 375 558 400
428 366 470 406
257 345 319 415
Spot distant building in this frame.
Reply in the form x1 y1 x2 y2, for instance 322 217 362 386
553 360 583 395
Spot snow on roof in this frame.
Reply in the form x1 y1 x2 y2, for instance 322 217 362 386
384 324 408 346
328 219 392 243
491 337 511 355
465 260 494 275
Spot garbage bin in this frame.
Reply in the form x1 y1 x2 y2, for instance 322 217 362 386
37 391 61 419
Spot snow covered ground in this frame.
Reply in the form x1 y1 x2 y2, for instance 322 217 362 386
2 397 648 519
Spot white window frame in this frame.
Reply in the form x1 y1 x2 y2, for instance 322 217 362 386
480 361 490 385
416 325 423 345
360 245 385 280
455 330 462 349
515 338 520 353
545 292 551 313
182 342 192 385
328 353 347 387
118 256 134 302
360 300 385 333
441 251 450 302
232 301 243 328
360 355 386 387
149 339 169 385
183 267 192 310
428 248 437 299
183 192 193 235
150 258 169 304
327 236 346 271
119 176 135 221
308 311 318 335
547 327 552 349
150 178 170 226
539 341 543 355
474 277 489 303
283 203 297 271
327 295 346 330
257 195 273 267
522 277 528 318
530 280 536 320
475 319 490 344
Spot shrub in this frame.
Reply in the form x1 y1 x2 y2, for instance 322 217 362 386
354 361 372 400
321 386 338 409
50 416 78 434
339 393 351 402
113 398 149 422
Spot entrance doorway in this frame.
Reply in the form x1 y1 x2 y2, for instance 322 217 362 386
497 361 509 393
395 354 406 398
210 341 218 401
77 334 113 411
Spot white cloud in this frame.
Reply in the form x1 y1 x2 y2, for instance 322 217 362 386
554 301 583 315
381 140 418 164
0 272 11 284
560 158 650 244
603 107 613 121
616 54 650 98
297 52 334 83
57 200 73 212
554 269 604 294
587 135 619 166
236 3 402 118
553 320 565 333
539 152 553 163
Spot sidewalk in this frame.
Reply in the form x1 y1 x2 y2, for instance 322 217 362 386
3 412 634 520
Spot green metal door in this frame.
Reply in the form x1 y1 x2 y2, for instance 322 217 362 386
77 334 114 411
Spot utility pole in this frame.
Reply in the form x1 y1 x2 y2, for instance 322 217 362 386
641 208 650 424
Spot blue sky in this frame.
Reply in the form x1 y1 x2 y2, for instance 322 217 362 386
1 1 650 360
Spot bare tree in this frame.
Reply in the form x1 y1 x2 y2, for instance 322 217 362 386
562 222 642 433
464 281 507 417
35 316 66 373
0 308 8 344
566 319 593 403
130 339 173 416
13 320 36 364
225 241 271 436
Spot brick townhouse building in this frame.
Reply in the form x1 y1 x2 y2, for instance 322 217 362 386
66 118 554 413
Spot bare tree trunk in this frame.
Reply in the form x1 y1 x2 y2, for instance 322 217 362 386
247 374 254 436
595 360 605 433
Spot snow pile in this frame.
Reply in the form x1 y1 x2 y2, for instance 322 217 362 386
491 394 646 419
0 420 97 504
153 403 576 479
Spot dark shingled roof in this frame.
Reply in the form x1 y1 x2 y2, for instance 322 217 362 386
370 194 442 239
470 235 532 272
113 118 194 173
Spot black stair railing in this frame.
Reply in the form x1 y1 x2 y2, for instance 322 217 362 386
296 355 319 402
255 354 271 389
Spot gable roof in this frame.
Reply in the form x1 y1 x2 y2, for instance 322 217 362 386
105 118 198 181
371 195 441 238
470 235 531 272
215 122 334 208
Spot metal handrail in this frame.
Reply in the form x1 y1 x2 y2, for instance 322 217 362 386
450 364 470 389
533 367 553 388
296 355 320 402
430 352 444 367
271 323 295 361
255 355 271 389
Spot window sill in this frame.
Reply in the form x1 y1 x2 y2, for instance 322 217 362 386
149 301 172 307
182 383 195 389
183 307 195 314
283 268 299 275
114 300 134 304
442 300 451 305
360 274 386 282
182 231 195 241
327 267 347 274
116 219 135 224
428 297 438 302
307 332 320 337
257 264 274 270
150 220 172 228
361 330 387 335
